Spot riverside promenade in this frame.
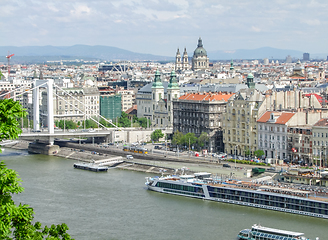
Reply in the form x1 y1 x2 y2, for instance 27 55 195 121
3 140 255 179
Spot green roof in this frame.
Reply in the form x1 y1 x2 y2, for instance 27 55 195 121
168 70 179 89
152 69 164 88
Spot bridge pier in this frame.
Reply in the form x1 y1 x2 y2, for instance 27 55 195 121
28 141 60 155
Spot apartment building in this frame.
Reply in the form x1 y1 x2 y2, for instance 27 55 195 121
312 118 328 167
173 91 234 153
223 89 264 156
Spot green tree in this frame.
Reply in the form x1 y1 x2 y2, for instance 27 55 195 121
118 112 130 128
85 118 98 129
55 120 77 130
99 118 108 128
0 99 73 239
198 132 209 149
137 117 150 128
254 149 265 158
0 71 3 80
245 148 251 157
151 129 164 142
184 133 197 149
172 130 184 146
65 120 77 129
0 99 27 141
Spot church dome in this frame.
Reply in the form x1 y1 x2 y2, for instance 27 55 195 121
247 73 254 79
193 37 207 57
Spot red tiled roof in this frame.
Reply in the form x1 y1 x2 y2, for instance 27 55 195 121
125 105 137 114
257 112 272 123
313 118 328 127
257 111 295 124
179 92 234 102
305 93 323 103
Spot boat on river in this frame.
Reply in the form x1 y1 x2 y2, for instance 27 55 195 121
73 162 108 172
237 224 317 240
145 172 328 219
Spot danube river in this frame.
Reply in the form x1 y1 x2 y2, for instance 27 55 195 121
2 148 327 240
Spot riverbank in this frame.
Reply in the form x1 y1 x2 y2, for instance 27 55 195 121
2 140 268 179
1 140 189 175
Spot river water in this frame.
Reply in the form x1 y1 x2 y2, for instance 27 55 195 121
1 148 327 240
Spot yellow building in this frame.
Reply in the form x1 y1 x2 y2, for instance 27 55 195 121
223 88 264 157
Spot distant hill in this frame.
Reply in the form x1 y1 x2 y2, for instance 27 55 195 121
0 45 326 64
208 47 306 60
0 45 173 64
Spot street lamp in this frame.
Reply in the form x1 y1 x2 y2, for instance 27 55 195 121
234 145 238 168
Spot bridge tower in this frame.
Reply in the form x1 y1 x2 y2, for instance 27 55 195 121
33 81 40 131
47 79 54 135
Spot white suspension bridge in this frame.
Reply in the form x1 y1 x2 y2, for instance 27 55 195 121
0 79 160 154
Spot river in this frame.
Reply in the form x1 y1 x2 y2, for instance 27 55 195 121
1 148 326 240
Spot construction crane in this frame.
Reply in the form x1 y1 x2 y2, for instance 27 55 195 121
6 52 14 76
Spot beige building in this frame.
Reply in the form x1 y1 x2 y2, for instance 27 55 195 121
43 86 99 124
116 88 135 112
258 90 322 117
223 89 264 156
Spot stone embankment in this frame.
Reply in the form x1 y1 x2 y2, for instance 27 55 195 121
3 140 187 175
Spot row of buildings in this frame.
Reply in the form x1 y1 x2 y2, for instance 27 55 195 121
2 38 328 166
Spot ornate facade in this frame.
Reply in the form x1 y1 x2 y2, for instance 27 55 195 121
173 92 234 153
136 70 179 129
175 47 189 71
223 89 264 156
192 37 209 71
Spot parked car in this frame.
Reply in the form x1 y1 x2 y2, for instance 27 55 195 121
126 155 133 159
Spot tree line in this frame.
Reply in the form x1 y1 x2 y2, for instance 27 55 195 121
52 112 151 130
149 130 210 151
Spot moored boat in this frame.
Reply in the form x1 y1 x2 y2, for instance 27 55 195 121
73 162 108 172
145 173 328 219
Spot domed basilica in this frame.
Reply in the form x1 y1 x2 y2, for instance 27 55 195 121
175 37 209 72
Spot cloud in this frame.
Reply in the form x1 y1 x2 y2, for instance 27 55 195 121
1 0 328 55
251 26 261 33
70 5 92 18
301 19 321 26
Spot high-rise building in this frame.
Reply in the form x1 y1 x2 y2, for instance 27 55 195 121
286 55 292 63
303 53 310 61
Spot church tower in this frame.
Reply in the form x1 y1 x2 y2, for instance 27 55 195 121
167 69 180 128
182 47 189 70
151 69 164 127
246 73 255 89
175 48 182 72
229 59 235 77
192 37 209 71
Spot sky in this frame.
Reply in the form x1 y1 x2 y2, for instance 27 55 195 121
1 0 328 56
